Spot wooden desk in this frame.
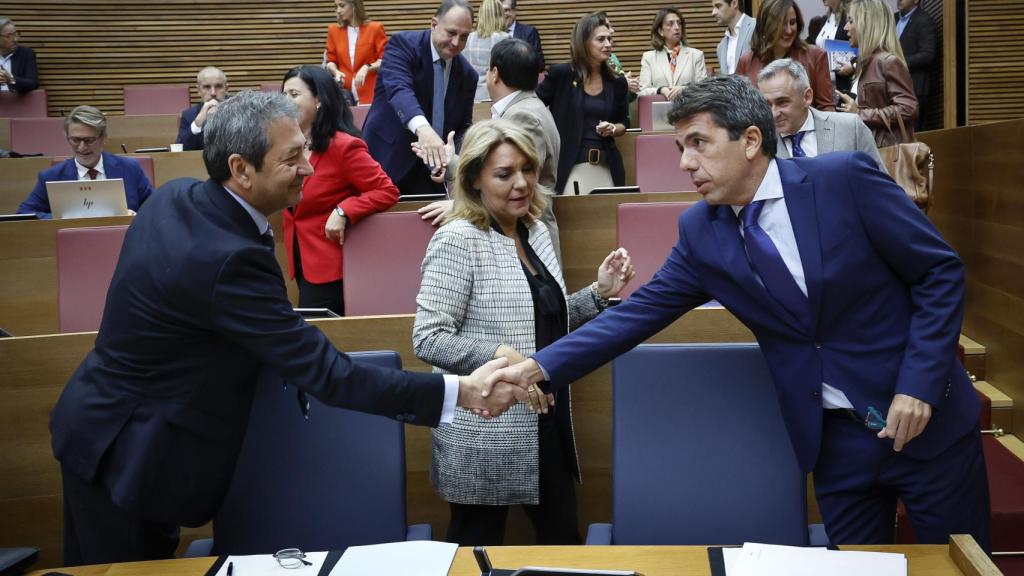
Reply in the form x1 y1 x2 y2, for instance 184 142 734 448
105 114 181 153
25 537 999 576
0 156 54 213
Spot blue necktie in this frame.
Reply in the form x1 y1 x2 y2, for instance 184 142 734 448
741 200 811 327
789 131 807 158
432 59 446 136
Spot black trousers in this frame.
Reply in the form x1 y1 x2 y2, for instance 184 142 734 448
446 413 582 546
396 164 446 198
293 239 344 316
61 465 179 566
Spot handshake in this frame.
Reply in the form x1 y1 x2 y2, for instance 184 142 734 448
455 356 549 419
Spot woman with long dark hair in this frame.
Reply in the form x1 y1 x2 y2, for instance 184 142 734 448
281 65 399 315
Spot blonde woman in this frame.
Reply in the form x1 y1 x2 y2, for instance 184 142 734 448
838 0 918 148
639 7 707 99
414 119 634 545
465 0 510 101
324 0 387 104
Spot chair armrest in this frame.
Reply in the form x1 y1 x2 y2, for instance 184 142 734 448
406 523 433 541
585 523 613 545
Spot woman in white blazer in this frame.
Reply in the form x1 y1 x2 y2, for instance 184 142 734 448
413 120 634 546
638 7 707 99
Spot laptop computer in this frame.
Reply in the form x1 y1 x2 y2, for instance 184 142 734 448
650 101 675 131
46 178 130 219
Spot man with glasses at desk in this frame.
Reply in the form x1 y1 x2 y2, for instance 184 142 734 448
16 105 154 218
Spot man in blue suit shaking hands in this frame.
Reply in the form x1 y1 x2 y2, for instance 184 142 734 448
489 75 990 550
49 91 525 566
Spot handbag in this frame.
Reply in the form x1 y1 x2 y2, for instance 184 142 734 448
878 111 934 212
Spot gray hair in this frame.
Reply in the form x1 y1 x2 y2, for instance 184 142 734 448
202 90 298 183
667 75 777 157
0 17 12 30
757 58 811 93
64 105 107 137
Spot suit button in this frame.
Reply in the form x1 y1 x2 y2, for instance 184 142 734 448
814 342 823 349
811 390 821 399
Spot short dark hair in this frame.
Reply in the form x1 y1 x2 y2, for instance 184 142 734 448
490 38 539 90
281 65 359 154
667 75 777 157
435 0 474 21
203 91 298 183
650 7 686 51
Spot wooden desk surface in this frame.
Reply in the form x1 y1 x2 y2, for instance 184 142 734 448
24 543 978 576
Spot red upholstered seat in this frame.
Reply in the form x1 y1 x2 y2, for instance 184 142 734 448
56 226 129 333
52 156 155 188
260 83 280 93
123 85 190 115
10 117 66 156
352 105 370 130
342 211 436 316
616 202 694 299
0 89 48 118
635 134 695 193
637 94 667 132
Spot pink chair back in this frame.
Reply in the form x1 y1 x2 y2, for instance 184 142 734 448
57 225 130 333
10 117 67 156
637 94 668 132
53 155 155 186
342 212 437 316
635 134 695 193
616 202 694 298
0 89 48 118
260 83 280 93
123 85 190 115
352 105 371 130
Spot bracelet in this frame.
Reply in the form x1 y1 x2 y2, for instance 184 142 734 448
591 281 611 307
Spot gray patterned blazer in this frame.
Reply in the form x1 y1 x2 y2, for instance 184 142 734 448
413 218 605 505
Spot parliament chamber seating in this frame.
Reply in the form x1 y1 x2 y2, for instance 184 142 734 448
615 201 694 298
352 104 370 130
0 89 48 119
635 133 695 193
9 117 66 156
636 94 668 133
342 211 437 316
122 85 190 116
55 225 129 333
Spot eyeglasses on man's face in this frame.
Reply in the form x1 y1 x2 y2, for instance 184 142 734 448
68 137 100 147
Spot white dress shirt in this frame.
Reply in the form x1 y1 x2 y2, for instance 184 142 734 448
0 52 12 92
781 111 819 157
490 90 521 119
815 13 840 49
725 14 748 75
75 156 106 180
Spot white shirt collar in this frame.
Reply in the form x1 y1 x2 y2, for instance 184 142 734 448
726 13 747 38
731 159 783 217
508 21 516 35
222 185 272 237
781 109 816 138
490 90 522 118
75 155 106 180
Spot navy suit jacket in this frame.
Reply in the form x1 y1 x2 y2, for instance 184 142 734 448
512 21 545 70
896 9 937 97
4 45 38 93
362 30 476 187
17 152 154 218
533 152 978 473
49 178 446 527
176 102 204 150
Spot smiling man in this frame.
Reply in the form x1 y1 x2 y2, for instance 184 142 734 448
488 75 990 551
362 0 477 196
17 105 153 218
49 90 524 566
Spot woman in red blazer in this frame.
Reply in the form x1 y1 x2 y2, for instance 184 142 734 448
324 0 387 105
281 66 400 315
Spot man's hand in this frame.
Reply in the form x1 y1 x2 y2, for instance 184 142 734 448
325 209 347 245
0 68 12 85
878 393 932 452
415 126 450 173
195 98 221 128
457 357 528 418
418 199 454 226
483 358 550 414
412 130 455 182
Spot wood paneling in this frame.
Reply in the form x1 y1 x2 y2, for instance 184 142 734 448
0 1 731 118
965 1 1024 124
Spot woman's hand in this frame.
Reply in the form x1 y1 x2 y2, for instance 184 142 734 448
624 71 640 94
596 121 620 138
596 247 636 299
661 85 683 100
418 200 454 226
325 209 347 245
836 62 854 77
354 65 370 91
837 91 859 114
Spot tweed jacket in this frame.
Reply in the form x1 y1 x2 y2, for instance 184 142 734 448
855 51 918 148
413 218 605 505
638 46 707 96
465 31 509 101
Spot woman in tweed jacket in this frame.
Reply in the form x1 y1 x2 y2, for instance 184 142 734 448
413 120 634 546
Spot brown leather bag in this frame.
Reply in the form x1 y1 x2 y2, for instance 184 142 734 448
878 112 934 212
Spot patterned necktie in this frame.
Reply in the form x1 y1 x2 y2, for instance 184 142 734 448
86 168 99 180
789 131 807 158
740 200 811 327
431 58 446 137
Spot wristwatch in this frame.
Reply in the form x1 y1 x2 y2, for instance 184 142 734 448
335 206 347 221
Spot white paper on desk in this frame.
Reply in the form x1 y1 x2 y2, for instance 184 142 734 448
729 543 906 576
329 541 458 576
214 551 330 575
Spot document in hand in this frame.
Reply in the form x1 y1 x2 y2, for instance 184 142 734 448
329 541 459 576
724 542 906 576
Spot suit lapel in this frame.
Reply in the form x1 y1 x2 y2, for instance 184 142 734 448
339 27 353 69
778 160 823 334
813 110 835 154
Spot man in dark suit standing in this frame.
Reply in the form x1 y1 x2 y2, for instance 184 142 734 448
175 66 228 151
362 0 477 196
0 17 38 93
49 90 524 566
490 75 990 551
895 0 936 130
502 0 544 71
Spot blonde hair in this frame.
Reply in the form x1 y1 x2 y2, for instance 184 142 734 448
447 119 549 230
64 105 107 137
337 0 368 26
476 0 506 37
848 0 905 75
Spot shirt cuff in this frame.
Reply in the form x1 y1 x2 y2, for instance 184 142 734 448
535 358 551 381
407 115 429 135
190 121 202 135
439 374 460 425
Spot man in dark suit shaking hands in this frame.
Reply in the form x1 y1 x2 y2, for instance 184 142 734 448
502 0 544 71
175 66 228 151
50 90 525 566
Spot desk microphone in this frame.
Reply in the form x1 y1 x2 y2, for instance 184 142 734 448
121 144 128 154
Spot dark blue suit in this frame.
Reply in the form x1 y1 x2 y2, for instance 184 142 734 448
362 30 476 195
533 152 989 548
175 103 204 150
17 152 154 218
511 21 544 70
50 178 445 563
3 45 38 93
